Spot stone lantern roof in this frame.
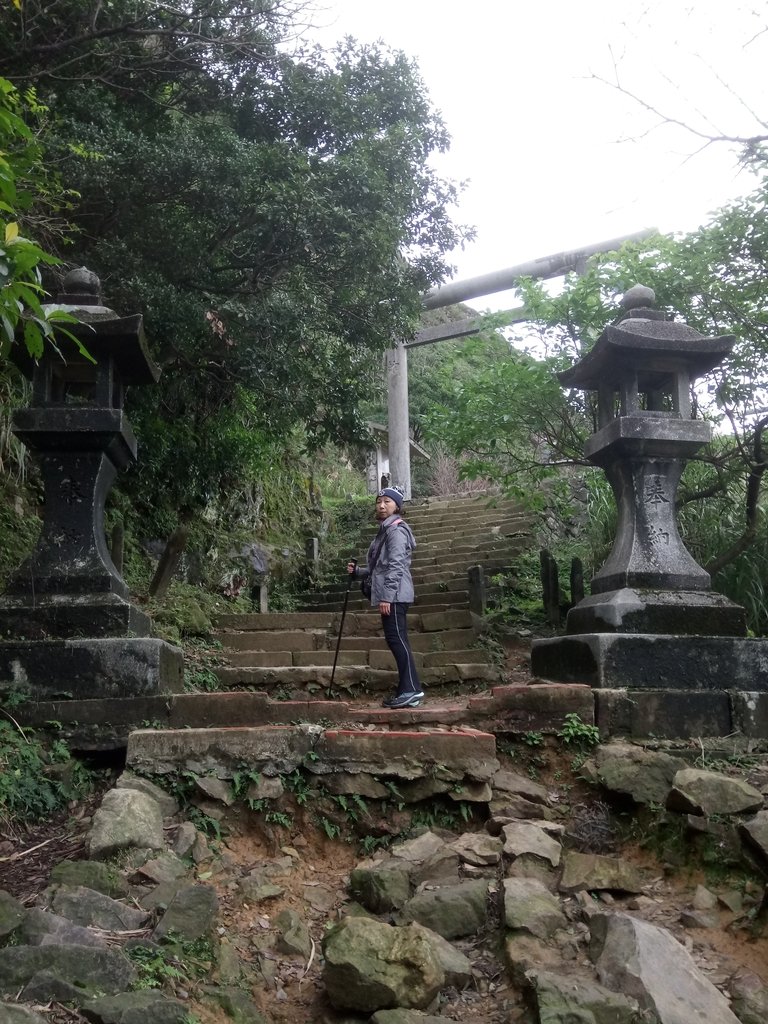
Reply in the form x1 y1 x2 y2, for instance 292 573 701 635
558 286 735 393
10 267 160 386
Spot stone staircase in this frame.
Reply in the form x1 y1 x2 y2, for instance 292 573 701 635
213 493 534 699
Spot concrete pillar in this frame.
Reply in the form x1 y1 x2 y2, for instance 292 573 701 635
387 341 411 500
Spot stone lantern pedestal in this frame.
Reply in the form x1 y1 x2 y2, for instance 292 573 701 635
531 288 768 739
0 269 183 700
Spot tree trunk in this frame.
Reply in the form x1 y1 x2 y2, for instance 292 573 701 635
148 520 191 601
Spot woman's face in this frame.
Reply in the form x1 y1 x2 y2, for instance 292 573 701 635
375 495 398 520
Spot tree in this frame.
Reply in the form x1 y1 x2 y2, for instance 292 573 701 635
0 2 467 545
0 76 77 360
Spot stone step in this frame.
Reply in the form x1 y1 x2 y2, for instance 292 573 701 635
217 626 477 654
213 662 501 690
222 646 494 670
216 608 474 636
125 724 501 791
16 683 595 751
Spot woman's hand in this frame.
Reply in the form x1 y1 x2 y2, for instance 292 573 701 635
346 561 357 576
379 601 391 616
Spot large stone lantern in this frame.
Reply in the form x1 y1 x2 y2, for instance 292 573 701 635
0 268 183 699
531 287 768 740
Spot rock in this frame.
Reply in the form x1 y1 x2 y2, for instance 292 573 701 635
20 908 107 948
115 773 180 817
49 861 128 898
448 832 502 866
692 884 717 910
447 780 492 802
370 1012 450 1023
399 879 489 939
680 909 719 929
153 884 219 942
201 985 269 1023
503 878 567 940
488 795 555 826
136 852 189 885
729 968 768 1024
20 969 91 1004
81 990 190 1023
491 769 550 805
138 880 185 913
322 917 444 1013
89 790 164 859
590 911 741 1023
0 1005 47 1023
302 884 336 913
667 768 764 816
390 832 446 864
47 886 149 931
0 945 136 996
275 909 312 958
595 744 686 806
215 938 242 985
411 849 461 887
409 923 471 989
239 876 284 904
502 822 561 868
504 934 564 988
170 822 198 858
245 775 285 801
526 968 643 1024
559 851 644 895
350 860 412 914
739 809 768 866
718 889 743 913
194 776 235 806
397 778 451 802
0 892 25 940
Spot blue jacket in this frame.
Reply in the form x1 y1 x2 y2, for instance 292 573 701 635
358 514 417 605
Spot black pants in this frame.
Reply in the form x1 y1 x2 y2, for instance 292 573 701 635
381 602 422 696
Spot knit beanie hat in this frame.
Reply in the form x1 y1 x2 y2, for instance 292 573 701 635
377 485 405 509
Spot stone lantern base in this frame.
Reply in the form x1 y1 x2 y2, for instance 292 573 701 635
531 631 768 739
0 636 183 701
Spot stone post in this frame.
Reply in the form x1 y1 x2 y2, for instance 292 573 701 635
386 341 411 501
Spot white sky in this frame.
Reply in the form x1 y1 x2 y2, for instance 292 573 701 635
307 1 767 312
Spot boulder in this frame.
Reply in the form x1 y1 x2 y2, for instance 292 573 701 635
559 852 644 895
350 861 412 914
491 770 550 805
389 832 446 864
411 849 461 887
275 908 312 958
590 911 741 1024
0 892 25 941
81 990 190 1023
0 945 136 996
322 917 444 1013
20 970 91 1004
729 968 768 1024
448 833 502 867
47 886 149 931
153 884 219 942
115 773 180 817
666 769 764 817
409 923 471 989
49 861 128 898
502 822 561 868
738 809 768 866
596 744 686 806
503 878 567 940
89 790 164 859
200 985 269 1024
20 908 107 948
399 879 489 939
0 1005 47 1024
526 968 644 1024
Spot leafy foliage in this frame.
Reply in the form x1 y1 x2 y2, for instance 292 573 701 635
0 720 92 829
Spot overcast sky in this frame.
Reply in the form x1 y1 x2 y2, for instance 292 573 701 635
307 1 767 311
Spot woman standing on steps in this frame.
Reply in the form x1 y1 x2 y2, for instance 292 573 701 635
347 486 425 709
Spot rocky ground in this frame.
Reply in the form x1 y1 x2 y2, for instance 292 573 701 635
3 720 768 1024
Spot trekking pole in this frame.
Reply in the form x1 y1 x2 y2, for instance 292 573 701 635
328 559 356 698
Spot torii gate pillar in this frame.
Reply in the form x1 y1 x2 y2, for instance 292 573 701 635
386 340 411 500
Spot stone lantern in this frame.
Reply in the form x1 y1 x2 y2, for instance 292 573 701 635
0 268 183 699
531 287 768 739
